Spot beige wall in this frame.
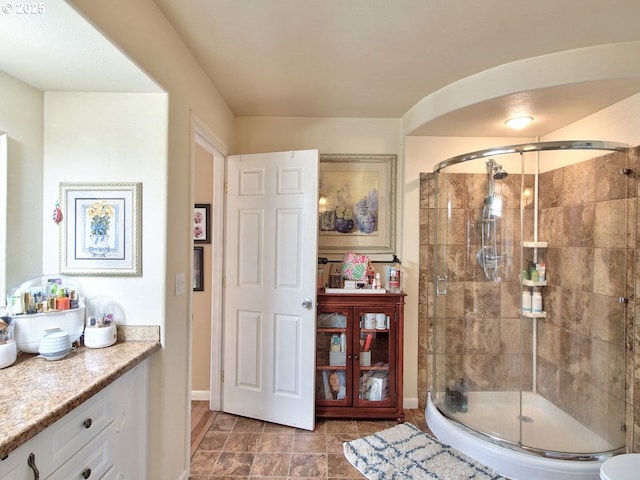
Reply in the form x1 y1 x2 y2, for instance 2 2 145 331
67 1 235 479
0 71 44 289
41 92 168 323
235 116 401 154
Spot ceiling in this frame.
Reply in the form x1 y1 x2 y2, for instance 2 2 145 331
0 1 161 93
3 0 640 138
153 0 640 136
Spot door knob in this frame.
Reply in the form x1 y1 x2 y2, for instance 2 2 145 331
301 298 313 309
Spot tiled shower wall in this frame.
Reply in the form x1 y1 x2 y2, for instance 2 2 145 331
418 146 640 451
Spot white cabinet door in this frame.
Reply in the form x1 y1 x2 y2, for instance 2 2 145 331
111 361 149 479
0 437 40 480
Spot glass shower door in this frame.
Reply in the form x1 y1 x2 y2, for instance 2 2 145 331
432 164 523 446
430 145 628 458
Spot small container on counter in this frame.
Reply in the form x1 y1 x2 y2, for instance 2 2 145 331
84 295 117 349
0 308 17 368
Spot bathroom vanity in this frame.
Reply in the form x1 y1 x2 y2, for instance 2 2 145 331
0 336 160 479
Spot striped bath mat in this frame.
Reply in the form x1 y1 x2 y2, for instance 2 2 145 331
343 422 507 479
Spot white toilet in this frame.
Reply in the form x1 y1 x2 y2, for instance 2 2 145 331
600 454 640 480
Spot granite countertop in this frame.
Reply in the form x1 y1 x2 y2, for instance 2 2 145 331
0 326 161 459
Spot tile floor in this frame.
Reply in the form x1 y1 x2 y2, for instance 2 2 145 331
190 408 432 479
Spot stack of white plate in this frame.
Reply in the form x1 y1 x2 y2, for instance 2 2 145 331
38 327 71 361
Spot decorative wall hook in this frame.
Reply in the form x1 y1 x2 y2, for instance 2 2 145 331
52 200 63 224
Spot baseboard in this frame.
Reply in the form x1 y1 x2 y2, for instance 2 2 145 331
403 397 419 409
191 390 210 401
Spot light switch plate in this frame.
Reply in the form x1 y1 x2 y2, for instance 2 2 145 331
175 272 185 296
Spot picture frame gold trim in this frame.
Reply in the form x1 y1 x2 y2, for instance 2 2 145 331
59 182 142 276
318 154 396 257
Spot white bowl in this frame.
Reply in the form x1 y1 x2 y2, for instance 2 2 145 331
39 340 71 354
39 338 69 348
0 340 17 368
39 348 71 361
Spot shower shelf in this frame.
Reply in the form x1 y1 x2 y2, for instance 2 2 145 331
522 279 548 287
522 311 547 318
523 241 548 248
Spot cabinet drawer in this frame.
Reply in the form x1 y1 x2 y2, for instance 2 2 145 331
46 425 114 480
41 388 114 473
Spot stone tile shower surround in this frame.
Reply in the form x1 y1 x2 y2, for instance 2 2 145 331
418 146 640 452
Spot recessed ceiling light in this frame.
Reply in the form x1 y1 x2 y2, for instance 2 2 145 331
505 116 533 129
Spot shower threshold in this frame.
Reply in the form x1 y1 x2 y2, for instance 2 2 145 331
426 392 622 480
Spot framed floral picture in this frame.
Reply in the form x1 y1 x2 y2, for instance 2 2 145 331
318 154 396 257
194 204 210 244
59 182 142 276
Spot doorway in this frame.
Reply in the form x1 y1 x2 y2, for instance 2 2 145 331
191 116 226 411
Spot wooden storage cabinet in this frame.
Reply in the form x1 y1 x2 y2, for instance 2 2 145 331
315 292 405 422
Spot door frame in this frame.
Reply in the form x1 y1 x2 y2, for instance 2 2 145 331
191 113 227 411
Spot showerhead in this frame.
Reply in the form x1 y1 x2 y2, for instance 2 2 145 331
493 168 508 180
486 159 508 180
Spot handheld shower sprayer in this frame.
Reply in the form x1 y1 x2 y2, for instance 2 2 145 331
478 159 508 280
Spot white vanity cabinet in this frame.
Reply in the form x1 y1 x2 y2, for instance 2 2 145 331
0 360 149 480
0 435 37 480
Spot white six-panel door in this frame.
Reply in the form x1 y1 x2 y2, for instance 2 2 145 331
223 150 318 430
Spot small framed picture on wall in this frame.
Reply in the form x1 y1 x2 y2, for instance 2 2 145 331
193 246 204 291
194 203 210 244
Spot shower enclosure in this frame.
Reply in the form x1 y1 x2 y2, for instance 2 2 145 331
426 141 630 479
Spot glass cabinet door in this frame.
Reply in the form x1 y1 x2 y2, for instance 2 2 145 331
315 307 350 405
354 306 395 406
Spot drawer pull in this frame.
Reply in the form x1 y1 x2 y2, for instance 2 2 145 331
83 418 93 429
27 452 40 479
82 467 92 479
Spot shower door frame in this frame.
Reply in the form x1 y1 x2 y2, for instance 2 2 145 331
429 140 629 459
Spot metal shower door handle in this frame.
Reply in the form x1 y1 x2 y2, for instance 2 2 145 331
302 298 313 309
436 275 448 296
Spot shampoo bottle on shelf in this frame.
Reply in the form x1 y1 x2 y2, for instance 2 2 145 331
538 262 546 282
522 290 532 312
532 288 543 313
